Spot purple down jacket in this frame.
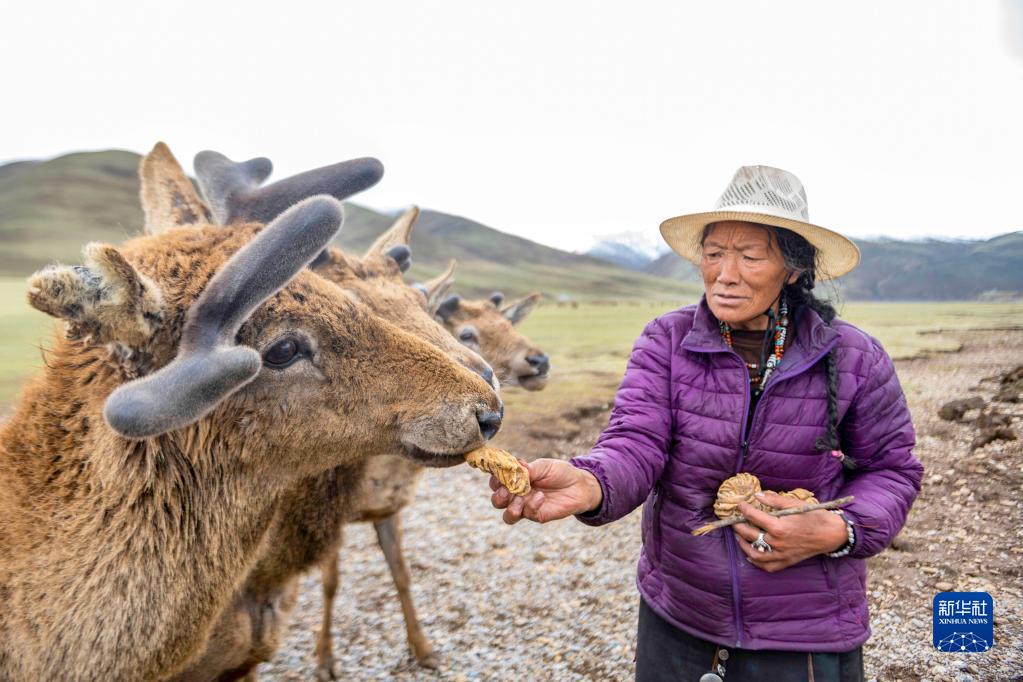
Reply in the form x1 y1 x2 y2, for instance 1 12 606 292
571 298 922 652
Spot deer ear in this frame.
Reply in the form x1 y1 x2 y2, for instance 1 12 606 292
502 293 540 325
139 142 211 234
308 246 355 276
435 294 461 321
27 243 164 347
385 245 412 273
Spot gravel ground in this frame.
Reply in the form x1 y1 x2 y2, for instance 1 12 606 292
262 330 1023 681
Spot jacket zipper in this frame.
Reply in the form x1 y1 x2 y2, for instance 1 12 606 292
650 485 664 564
726 351 751 647
716 340 839 648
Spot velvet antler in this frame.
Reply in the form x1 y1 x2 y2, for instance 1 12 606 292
365 206 419 257
103 196 345 438
418 259 457 311
194 150 383 225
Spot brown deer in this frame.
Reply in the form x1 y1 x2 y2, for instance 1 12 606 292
0 144 502 682
163 151 500 681
311 238 550 677
433 289 549 391
172 150 549 679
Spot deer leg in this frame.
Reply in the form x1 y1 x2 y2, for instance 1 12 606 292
315 544 342 681
373 514 438 669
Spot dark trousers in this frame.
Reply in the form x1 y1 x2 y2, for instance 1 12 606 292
635 599 864 682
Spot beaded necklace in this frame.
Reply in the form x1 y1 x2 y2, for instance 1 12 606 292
719 298 789 395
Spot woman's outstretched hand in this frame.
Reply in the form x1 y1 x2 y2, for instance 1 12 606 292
733 491 850 571
490 458 602 525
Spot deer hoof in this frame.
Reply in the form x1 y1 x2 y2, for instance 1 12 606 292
315 659 339 681
416 652 440 670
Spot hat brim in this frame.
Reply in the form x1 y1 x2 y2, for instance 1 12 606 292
659 211 860 281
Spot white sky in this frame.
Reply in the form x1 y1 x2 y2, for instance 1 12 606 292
2 1 1022 251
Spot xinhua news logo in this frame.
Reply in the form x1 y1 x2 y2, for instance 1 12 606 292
933 591 994 653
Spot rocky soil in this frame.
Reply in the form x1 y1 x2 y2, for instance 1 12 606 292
262 330 1023 681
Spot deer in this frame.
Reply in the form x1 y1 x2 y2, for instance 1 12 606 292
184 152 550 676
0 143 503 682
166 149 550 679
310 242 551 677
432 288 549 391
156 149 502 681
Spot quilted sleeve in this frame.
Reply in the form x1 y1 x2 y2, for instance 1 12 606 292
570 317 673 526
837 338 923 558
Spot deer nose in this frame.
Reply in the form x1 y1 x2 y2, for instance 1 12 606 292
477 409 502 440
526 353 550 375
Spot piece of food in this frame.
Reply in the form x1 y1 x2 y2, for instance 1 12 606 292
466 445 531 496
712 474 818 519
778 487 819 504
713 472 769 519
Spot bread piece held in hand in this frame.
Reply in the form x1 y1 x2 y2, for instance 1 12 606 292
466 445 531 496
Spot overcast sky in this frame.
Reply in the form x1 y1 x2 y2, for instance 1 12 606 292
2 1 1021 251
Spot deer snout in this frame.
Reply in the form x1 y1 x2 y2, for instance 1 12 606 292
526 353 550 376
476 408 502 440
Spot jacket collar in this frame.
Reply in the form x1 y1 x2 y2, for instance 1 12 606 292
681 295 840 370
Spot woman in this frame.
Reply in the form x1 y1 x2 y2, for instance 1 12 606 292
490 166 923 681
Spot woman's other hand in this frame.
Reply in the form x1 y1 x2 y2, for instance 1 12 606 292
732 491 849 571
490 458 602 525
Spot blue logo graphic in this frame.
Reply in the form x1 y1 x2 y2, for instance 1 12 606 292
933 592 994 652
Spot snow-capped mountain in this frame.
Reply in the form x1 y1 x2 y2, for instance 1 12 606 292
584 231 672 270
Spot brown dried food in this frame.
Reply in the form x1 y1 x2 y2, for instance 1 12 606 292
466 445 531 496
713 474 818 519
714 473 769 519
779 488 819 504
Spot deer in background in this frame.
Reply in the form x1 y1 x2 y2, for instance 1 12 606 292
0 144 502 681
432 287 549 391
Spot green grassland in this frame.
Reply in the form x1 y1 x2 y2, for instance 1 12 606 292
496 300 1023 435
0 278 55 404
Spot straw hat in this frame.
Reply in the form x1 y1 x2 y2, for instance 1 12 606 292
659 165 860 280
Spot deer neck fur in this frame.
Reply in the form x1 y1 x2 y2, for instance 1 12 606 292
0 338 290 681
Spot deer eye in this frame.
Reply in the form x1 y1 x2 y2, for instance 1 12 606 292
263 337 303 369
458 329 478 343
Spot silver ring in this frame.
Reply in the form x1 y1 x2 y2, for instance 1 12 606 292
752 530 773 553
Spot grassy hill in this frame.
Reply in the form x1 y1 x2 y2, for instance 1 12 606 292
0 150 145 274
840 234 1023 300
7 148 1017 302
339 206 699 300
0 150 699 302
645 251 701 282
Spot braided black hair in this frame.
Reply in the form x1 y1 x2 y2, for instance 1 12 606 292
772 228 842 455
702 224 845 459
